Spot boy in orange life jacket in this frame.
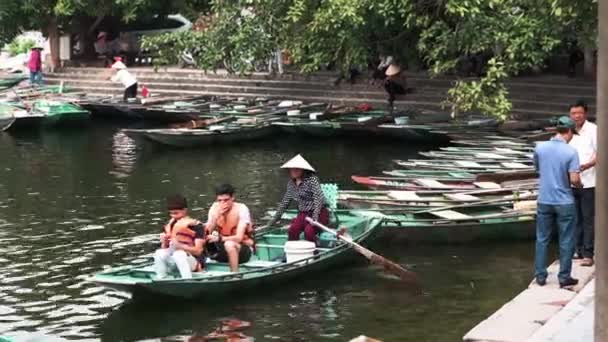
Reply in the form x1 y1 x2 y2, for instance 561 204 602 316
205 184 254 272
154 194 205 279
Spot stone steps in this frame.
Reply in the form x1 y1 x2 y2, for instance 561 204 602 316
46 67 597 119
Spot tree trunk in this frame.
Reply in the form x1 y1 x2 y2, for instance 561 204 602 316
584 45 595 78
46 18 60 71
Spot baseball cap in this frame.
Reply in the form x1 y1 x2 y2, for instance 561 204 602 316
556 116 578 134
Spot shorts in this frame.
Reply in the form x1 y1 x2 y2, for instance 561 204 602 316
207 241 252 264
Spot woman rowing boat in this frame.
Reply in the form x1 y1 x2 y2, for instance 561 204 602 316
268 154 329 243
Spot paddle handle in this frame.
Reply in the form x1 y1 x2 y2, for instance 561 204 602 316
305 217 371 258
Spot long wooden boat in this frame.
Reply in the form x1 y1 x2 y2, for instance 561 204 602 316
273 111 392 137
125 121 279 147
30 100 90 126
439 146 533 155
382 169 477 182
351 175 537 192
367 124 451 143
451 139 531 149
394 159 535 173
339 189 537 210
91 211 384 299
375 206 537 242
0 75 27 90
0 103 45 131
419 151 532 162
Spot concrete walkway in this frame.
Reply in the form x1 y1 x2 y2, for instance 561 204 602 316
527 280 594 341
463 259 595 342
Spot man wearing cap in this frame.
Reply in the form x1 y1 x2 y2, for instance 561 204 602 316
568 100 597 266
533 116 583 288
154 194 205 279
108 58 138 102
268 154 329 243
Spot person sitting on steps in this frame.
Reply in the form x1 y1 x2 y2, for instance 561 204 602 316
205 184 254 272
154 194 205 279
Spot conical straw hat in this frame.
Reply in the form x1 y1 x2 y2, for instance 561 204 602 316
111 61 127 70
385 64 401 76
280 154 315 172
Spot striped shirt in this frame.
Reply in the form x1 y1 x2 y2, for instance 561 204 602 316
270 174 326 224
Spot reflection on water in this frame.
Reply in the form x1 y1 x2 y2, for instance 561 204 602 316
0 125 535 341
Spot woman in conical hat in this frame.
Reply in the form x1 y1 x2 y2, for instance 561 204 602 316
268 154 329 243
108 57 138 102
383 63 411 113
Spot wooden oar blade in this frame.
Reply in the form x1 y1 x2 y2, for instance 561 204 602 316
367 249 418 283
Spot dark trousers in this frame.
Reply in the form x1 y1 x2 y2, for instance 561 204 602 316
123 83 138 102
288 208 330 243
574 188 595 258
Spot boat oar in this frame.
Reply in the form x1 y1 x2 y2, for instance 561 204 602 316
305 217 418 285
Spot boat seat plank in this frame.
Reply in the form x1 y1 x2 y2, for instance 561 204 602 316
475 152 509 159
501 162 530 169
415 179 449 189
445 193 480 201
388 191 422 201
473 181 501 189
430 210 473 220
242 260 282 268
256 243 286 249
455 161 483 168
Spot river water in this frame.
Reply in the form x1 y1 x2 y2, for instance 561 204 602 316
0 124 536 341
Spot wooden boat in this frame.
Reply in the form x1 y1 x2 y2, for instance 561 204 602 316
273 111 392 137
0 75 27 90
91 211 384 299
419 151 533 162
394 159 535 173
30 100 90 126
370 124 451 143
382 169 477 182
438 146 534 155
339 188 537 210
375 205 537 242
351 175 536 192
124 120 279 147
451 139 531 149
0 102 45 131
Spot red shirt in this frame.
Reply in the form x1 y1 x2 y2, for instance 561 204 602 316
28 49 42 72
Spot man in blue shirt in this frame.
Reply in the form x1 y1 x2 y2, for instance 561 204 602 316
533 116 582 288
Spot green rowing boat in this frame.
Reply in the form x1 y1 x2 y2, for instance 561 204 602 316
374 205 536 242
91 211 384 299
339 189 537 210
0 75 27 90
382 169 477 182
30 100 90 126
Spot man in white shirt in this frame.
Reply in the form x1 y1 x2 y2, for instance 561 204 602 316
569 100 597 266
109 58 138 102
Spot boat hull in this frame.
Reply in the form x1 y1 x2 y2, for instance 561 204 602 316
143 125 278 147
378 217 536 243
92 213 383 300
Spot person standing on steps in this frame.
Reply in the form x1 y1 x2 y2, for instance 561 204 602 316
383 64 412 114
568 100 597 266
108 57 138 102
533 116 582 288
28 44 44 86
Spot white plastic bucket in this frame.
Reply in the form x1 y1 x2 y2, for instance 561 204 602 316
284 241 316 263
394 116 409 125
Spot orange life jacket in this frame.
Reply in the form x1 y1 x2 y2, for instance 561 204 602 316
208 202 255 246
164 217 204 271
164 217 199 246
